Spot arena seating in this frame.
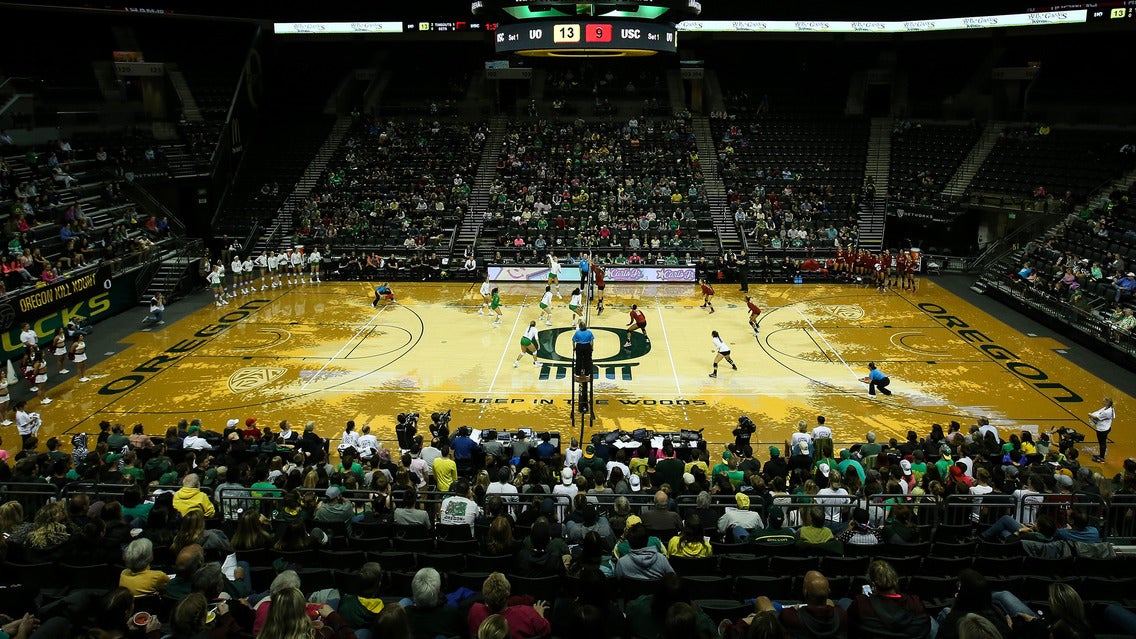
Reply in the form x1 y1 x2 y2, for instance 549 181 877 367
2 415 1135 637
971 126 1136 202
889 121 980 202
294 117 484 254
712 112 868 250
482 117 711 262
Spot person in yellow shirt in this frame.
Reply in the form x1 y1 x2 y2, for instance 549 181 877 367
666 514 713 558
119 538 170 596
173 473 216 518
433 445 458 493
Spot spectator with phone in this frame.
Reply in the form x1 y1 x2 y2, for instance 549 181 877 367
843 559 933 638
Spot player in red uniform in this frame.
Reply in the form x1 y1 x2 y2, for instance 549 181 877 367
905 251 918 293
625 304 649 347
699 279 715 314
892 251 906 289
594 263 606 315
834 245 846 278
745 296 761 337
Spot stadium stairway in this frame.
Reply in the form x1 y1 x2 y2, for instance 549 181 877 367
166 63 204 124
857 117 892 251
941 120 1005 198
453 114 507 256
1089 164 1136 210
692 115 737 256
251 114 353 255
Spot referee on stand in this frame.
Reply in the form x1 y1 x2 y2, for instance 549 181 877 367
573 320 595 383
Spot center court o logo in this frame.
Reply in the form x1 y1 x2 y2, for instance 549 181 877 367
537 327 650 380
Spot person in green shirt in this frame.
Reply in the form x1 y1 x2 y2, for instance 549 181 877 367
106 424 130 451
122 487 154 525
337 562 385 630
935 443 953 479
121 451 145 483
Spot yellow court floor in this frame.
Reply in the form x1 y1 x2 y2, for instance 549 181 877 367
37 279 1129 471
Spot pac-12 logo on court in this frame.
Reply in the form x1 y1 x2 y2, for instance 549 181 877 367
536 327 650 381
228 367 287 393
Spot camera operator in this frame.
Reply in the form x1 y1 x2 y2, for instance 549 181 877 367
733 416 756 457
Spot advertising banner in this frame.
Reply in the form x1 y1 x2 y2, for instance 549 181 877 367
488 265 696 283
0 266 138 358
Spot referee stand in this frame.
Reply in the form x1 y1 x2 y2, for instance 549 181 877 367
571 264 596 438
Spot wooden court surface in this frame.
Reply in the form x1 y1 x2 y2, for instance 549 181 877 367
36 279 1129 471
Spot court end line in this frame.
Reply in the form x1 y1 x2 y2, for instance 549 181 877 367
479 296 529 419
301 303 391 390
795 305 860 381
654 295 689 423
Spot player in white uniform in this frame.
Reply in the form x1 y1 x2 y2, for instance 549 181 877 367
207 264 225 306
538 286 554 325
290 247 304 284
307 247 322 283
281 249 293 285
514 321 541 367
267 251 280 288
241 255 254 293
478 276 493 315
709 330 737 378
568 288 584 322
548 254 563 299
254 251 268 290
230 256 244 296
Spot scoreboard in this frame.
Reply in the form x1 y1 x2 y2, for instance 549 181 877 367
494 20 678 55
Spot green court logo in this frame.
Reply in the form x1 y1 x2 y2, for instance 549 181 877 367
536 327 650 381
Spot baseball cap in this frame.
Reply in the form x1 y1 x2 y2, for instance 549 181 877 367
226 419 240 429
583 444 595 459
722 450 732 460
818 463 831 478
767 505 784 522
900 459 912 475
326 486 341 499
561 468 574 485
683 472 695 485
940 444 953 458
187 425 201 435
1128 272 1135 277
629 474 641 492
1004 465 1020 477
245 418 257 427
840 449 850 459
768 446 780 457
1056 474 1073 488
625 514 643 528
735 492 751 509
797 441 810 456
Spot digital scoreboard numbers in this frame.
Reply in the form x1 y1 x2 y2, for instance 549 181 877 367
586 23 614 42
553 24 580 43
494 20 677 56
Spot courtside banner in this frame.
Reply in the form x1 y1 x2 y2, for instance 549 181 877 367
489 265 696 282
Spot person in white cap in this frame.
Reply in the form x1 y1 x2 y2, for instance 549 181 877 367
628 474 642 493
552 467 578 522
1112 271 1136 303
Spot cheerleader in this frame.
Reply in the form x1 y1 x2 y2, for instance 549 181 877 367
0 367 11 425
52 327 69 374
241 254 254 293
70 333 90 382
254 250 268 291
709 330 737 378
308 247 322 283
33 350 51 404
207 264 225 306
